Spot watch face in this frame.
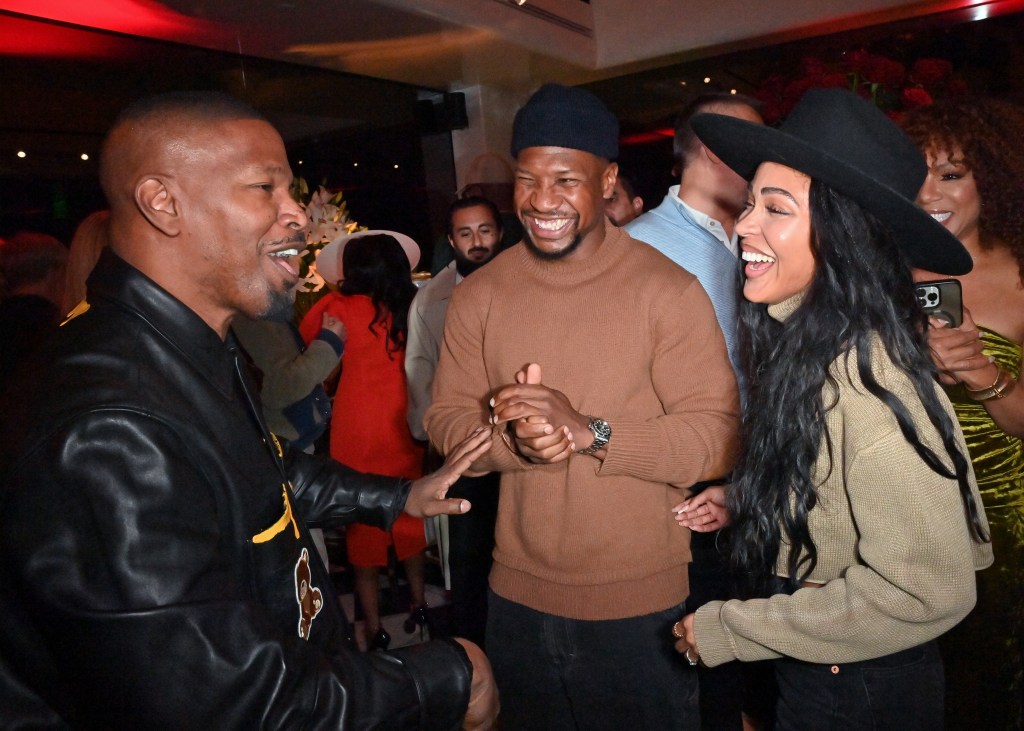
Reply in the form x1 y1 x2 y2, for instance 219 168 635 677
590 418 611 444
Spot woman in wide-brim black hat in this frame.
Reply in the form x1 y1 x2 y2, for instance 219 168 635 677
670 88 992 728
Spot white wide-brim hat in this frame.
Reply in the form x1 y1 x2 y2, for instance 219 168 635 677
315 229 420 285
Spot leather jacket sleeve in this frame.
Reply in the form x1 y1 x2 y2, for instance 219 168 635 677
286 447 412 531
2 410 471 730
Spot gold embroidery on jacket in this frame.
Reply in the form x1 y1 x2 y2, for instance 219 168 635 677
61 299 90 326
252 484 300 543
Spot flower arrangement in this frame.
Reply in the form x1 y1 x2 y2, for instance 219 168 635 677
754 51 968 125
291 178 364 293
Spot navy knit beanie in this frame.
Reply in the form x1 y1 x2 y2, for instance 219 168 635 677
510 83 619 160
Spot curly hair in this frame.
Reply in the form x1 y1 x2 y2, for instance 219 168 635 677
728 179 988 597
902 98 1024 283
339 234 416 356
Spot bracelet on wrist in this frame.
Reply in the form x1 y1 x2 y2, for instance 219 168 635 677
965 366 1018 402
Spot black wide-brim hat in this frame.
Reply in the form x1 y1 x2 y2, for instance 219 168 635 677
691 88 972 275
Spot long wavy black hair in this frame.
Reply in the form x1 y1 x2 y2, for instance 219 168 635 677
339 234 416 356
728 178 989 597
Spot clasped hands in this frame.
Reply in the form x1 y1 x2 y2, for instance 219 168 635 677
488 363 596 463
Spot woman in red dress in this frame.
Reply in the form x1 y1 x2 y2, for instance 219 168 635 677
301 232 428 651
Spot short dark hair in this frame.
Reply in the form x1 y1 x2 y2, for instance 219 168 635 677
673 93 761 169
100 92 266 203
112 91 265 129
447 196 502 238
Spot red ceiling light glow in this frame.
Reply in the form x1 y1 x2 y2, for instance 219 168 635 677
0 0 232 46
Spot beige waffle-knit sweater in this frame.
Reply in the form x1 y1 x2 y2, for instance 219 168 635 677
425 222 741 620
694 294 994 667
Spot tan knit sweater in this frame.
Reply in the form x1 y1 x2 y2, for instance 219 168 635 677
694 295 994 666
425 222 740 620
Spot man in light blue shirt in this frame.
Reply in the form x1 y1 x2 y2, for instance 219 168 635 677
626 93 762 374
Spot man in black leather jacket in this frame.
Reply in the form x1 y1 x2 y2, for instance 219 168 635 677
0 92 498 729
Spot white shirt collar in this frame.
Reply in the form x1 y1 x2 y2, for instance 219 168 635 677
670 185 738 257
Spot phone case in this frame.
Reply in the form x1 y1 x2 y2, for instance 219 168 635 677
915 279 963 328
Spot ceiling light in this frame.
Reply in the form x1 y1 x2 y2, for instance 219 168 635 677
704 77 711 84
81 153 89 160
17 151 26 158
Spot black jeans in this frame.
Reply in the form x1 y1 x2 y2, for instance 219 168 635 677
774 641 944 730
486 590 700 731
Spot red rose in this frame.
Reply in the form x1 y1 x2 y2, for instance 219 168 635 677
842 49 871 75
864 56 906 88
901 87 933 110
910 58 953 86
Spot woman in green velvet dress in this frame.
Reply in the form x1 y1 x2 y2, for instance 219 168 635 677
905 99 1024 731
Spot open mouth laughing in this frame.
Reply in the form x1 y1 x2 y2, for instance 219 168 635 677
266 241 304 279
741 249 776 272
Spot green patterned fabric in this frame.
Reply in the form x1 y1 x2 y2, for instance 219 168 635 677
942 326 1023 731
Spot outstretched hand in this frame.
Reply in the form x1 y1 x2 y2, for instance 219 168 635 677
404 428 492 518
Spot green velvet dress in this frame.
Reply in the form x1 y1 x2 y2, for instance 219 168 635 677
940 326 1023 730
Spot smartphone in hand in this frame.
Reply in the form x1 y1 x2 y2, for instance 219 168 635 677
915 279 963 328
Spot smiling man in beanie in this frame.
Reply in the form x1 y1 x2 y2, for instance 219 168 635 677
425 83 740 729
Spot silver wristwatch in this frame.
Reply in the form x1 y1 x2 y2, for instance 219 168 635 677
576 417 611 455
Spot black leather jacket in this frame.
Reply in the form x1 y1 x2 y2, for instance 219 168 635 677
0 251 472 729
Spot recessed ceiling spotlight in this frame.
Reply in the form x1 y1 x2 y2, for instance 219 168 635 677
17 150 26 158
704 77 711 84
81 153 89 161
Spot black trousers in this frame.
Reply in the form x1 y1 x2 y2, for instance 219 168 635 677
774 641 944 730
